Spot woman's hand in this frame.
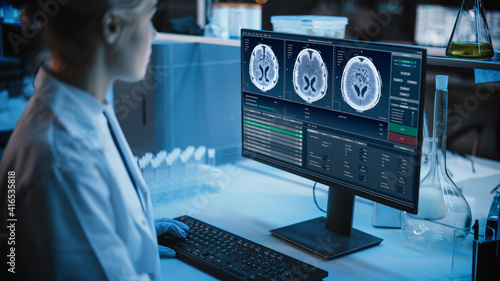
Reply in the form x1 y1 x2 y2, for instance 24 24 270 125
154 218 190 258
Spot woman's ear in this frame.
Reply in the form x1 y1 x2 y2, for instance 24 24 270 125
101 11 121 45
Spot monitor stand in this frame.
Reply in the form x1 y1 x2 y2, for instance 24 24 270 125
270 186 383 259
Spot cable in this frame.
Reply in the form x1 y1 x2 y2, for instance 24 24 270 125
313 182 327 213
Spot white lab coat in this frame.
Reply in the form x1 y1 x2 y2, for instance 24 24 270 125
0 68 161 280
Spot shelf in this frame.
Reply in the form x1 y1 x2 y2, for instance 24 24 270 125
153 33 500 71
426 47 500 70
154 33 240 47
427 56 500 70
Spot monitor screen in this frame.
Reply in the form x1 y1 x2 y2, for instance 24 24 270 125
241 29 426 259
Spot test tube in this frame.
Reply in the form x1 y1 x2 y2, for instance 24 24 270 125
157 151 167 184
144 152 153 161
170 148 181 162
153 157 161 188
141 152 153 186
138 158 147 181
165 156 173 183
185 146 195 157
194 146 207 164
182 147 195 186
180 153 190 176
182 147 194 164
169 148 181 195
157 150 167 158
142 156 152 186
207 148 216 167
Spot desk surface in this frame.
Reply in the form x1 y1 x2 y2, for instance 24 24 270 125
153 154 500 281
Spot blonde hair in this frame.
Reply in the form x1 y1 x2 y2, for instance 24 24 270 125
10 0 146 65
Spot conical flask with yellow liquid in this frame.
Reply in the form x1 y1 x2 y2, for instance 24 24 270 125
445 0 494 59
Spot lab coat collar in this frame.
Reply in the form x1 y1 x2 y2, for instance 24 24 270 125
34 67 108 142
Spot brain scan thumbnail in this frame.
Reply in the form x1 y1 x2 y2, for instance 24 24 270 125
249 44 279 92
341 56 382 112
293 48 328 103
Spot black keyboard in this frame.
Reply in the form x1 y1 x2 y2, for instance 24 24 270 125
159 215 329 281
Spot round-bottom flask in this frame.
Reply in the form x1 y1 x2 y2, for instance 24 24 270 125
401 75 472 251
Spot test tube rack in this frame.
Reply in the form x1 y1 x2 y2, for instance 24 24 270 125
136 146 222 204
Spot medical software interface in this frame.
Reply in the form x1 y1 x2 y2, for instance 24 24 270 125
241 30 425 211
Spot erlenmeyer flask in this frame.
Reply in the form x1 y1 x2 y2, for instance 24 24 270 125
401 75 472 252
445 0 494 59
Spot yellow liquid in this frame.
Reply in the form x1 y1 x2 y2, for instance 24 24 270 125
445 42 494 59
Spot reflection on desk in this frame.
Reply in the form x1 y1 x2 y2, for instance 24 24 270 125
154 154 500 281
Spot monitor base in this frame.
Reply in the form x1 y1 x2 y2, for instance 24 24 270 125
270 217 383 260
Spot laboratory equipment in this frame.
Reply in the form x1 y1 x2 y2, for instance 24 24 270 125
401 75 472 252
471 220 500 281
486 190 500 239
207 148 216 167
414 3 500 49
420 109 434 179
138 146 222 204
159 215 329 281
445 0 494 59
241 29 426 259
271 15 348 39
204 0 262 39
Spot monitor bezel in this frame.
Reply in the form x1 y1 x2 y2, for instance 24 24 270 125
241 29 427 215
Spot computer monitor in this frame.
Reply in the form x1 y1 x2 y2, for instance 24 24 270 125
241 29 426 259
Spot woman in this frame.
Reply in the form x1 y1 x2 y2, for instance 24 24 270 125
0 0 188 280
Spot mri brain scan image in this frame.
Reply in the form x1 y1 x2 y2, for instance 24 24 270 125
249 44 279 92
341 56 382 112
293 48 328 103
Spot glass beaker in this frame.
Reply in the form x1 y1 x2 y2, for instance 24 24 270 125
445 0 494 59
401 75 472 252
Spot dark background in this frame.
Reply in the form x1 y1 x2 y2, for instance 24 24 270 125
1 0 500 161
